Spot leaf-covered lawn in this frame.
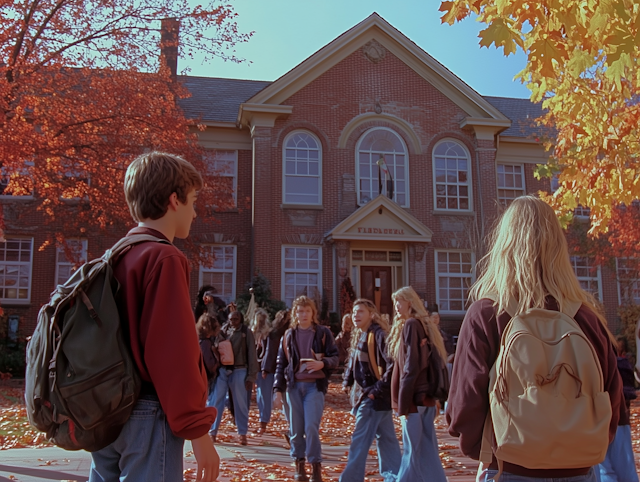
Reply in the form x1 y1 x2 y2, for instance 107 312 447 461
0 388 51 449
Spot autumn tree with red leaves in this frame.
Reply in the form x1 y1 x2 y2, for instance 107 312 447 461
0 0 251 254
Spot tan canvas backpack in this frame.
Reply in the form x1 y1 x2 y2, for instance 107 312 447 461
480 298 611 473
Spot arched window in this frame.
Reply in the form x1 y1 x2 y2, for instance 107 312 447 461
356 128 408 206
433 140 472 211
283 131 321 205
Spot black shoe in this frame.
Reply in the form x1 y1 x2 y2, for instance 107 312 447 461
294 458 309 482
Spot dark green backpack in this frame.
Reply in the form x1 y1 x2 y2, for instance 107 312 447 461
25 234 168 451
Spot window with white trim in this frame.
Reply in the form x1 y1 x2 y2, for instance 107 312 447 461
56 239 88 286
282 246 321 307
356 127 408 206
497 164 525 206
570 256 602 299
0 238 33 302
204 150 237 206
199 245 237 303
283 132 321 205
433 140 471 210
617 258 640 304
436 251 474 313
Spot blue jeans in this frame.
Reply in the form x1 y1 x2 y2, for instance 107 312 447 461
397 406 447 482
596 425 639 482
486 468 598 482
89 396 184 482
287 381 325 463
339 398 401 482
208 368 249 436
256 372 275 423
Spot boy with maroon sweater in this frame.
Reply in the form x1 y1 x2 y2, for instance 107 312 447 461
89 152 219 482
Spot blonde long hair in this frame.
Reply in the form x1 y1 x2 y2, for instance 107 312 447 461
250 308 271 342
470 196 606 326
349 298 390 354
387 286 448 363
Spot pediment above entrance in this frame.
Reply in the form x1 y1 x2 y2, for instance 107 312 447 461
327 195 433 243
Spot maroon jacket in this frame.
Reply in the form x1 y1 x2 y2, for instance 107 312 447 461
446 298 622 477
113 227 216 440
391 318 435 416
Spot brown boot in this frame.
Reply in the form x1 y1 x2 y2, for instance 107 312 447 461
256 421 268 435
310 462 322 482
239 434 248 445
294 458 309 482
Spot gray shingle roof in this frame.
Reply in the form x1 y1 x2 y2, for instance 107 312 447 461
177 76 272 123
178 76 546 139
483 96 548 139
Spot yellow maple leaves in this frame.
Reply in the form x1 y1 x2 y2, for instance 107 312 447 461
440 0 640 233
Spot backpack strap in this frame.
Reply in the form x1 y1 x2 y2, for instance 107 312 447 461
103 234 170 263
486 294 582 319
367 331 382 381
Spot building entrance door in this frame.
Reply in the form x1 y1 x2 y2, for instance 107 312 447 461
360 266 393 317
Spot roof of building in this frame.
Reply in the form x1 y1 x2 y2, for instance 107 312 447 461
483 95 547 138
177 75 271 123
177 76 546 139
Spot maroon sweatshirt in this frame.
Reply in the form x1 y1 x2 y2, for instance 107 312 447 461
113 227 216 440
446 298 622 477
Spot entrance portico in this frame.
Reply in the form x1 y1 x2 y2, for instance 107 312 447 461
328 195 433 317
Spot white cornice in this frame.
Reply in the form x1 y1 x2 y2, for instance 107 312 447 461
237 103 293 130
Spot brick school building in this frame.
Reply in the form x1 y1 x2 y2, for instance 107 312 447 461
0 14 623 339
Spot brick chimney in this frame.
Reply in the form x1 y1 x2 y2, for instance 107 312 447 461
160 18 180 78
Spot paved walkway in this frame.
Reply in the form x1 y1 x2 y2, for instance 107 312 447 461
0 382 478 481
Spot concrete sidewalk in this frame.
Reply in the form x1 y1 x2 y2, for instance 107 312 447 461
0 417 477 482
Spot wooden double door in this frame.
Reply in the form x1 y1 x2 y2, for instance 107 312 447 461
360 266 393 317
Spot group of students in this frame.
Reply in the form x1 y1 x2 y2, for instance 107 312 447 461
194 290 291 445
86 150 636 482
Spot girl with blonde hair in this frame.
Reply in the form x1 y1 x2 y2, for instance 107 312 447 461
250 308 272 434
273 296 339 482
340 299 400 482
446 195 622 482
388 286 448 482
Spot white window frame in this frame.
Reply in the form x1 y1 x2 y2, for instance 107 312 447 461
435 249 475 314
204 150 238 207
199 245 237 304
282 131 322 206
355 127 409 207
432 139 473 212
570 255 602 300
497 163 526 206
281 245 322 307
55 239 88 287
616 258 640 305
0 237 34 303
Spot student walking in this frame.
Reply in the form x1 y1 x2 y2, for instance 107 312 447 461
89 152 219 482
274 296 339 482
388 286 449 482
251 308 273 434
596 336 638 482
340 299 401 482
263 310 292 443
197 313 222 397
208 310 258 445
446 195 623 482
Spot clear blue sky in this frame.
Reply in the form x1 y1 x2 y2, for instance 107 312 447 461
182 0 531 99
